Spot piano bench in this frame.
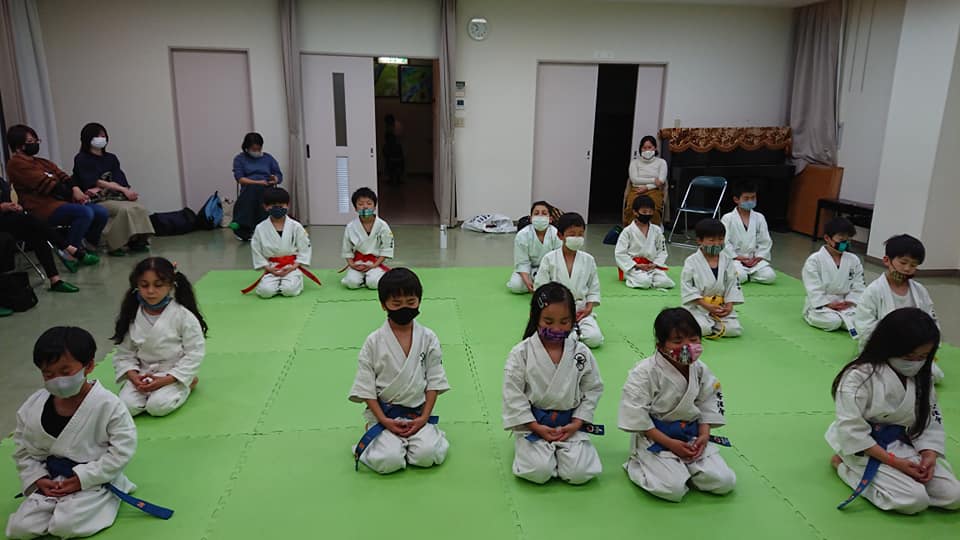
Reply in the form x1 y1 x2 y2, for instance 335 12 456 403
812 198 874 241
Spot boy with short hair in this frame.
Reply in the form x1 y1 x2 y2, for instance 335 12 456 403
349 268 450 474
720 181 776 284
247 187 317 298
854 234 943 381
801 217 865 335
534 212 604 348
615 195 674 289
680 219 744 338
341 187 394 290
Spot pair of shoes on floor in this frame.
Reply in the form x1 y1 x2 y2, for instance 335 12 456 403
50 280 80 293
57 249 79 273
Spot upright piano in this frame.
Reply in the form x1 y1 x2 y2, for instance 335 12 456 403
659 127 796 231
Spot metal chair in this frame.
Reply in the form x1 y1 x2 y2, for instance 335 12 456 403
15 241 47 281
668 176 728 248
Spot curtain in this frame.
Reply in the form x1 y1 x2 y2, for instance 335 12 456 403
7 0 60 164
788 0 843 172
434 0 457 225
0 0 25 169
279 0 308 222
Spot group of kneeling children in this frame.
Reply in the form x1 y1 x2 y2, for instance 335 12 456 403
6 184 957 539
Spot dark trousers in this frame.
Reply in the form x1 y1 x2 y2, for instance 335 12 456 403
234 184 267 239
0 211 63 278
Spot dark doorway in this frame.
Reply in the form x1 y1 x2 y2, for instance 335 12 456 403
588 64 638 224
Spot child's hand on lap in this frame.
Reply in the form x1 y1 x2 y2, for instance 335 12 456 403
49 477 81 497
893 457 926 482
667 438 697 460
576 305 592 321
139 375 176 393
399 416 428 438
917 450 939 483
383 418 411 436
557 418 583 442
529 422 561 442
34 478 59 497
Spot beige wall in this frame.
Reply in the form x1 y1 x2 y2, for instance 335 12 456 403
298 0 440 57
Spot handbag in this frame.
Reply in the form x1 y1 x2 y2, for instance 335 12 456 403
0 271 39 312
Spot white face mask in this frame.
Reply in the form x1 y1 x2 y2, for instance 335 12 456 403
531 215 550 231
247 150 263 159
641 150 656 160
888 357 924 377
564 236 585 251
91 137 107 149
44 369 87 398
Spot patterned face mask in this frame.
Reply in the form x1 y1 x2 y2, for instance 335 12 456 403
702 244 723 257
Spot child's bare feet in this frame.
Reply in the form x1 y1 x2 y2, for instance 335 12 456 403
190 376 199 391
831 455 842 469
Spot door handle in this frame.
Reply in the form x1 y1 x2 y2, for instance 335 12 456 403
586 150 591 159
306 144 311 159
370 147 374 157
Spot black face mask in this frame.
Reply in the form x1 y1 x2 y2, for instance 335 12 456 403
23 143 40 156
387 307 420 325
636 214 652 224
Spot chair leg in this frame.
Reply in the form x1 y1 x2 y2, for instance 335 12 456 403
16 243 46 281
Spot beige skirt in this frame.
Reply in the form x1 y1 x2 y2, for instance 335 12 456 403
99 199 155 250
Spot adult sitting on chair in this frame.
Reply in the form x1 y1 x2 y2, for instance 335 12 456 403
232 132 282 241
0 176 78 291
623 135 668 227
5 124 104 267
73 122 155 256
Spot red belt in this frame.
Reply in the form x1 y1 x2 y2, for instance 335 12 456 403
241 255 322 294
618 257 669 281
338 252 390 273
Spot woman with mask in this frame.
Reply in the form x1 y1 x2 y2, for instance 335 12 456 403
231 132 283 241
623 135 668 227
5 125 105 267
72 123 155 255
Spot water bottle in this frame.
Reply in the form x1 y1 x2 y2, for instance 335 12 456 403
440 224 447 249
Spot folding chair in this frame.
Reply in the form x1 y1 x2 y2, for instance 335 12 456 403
668 176 728 248
16 240 47 281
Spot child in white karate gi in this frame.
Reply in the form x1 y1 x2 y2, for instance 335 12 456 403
802 217 865 335
112 257 207 417
720 181 776 284
507 201 561 294
6 327 138 539
619 307 736 501
827 308 960 514
534 212 604 348
615 195 674 290
503 282 604 485
349 268 450 474
249 187 315 298
341 187 394 290
680 219 744 338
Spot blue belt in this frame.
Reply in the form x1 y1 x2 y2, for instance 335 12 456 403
837 424 907 510
524 407 605 442
13 456 173 519
646 418 731 453
354 401 438 471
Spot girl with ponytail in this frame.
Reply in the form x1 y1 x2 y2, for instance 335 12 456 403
111 257 207 417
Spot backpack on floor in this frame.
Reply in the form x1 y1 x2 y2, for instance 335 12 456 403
150 208 198 236
0 271 38 312
195 192 223 230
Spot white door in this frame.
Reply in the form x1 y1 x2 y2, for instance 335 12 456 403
630 66 665 160
302 54 377 225
171 50 252 209
531 63 599 220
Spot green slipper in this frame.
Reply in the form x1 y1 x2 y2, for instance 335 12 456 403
128 243 150 253
50 280 80 293
0 307 13 317
108 248 127 257
81 252 100 266
57 250 79 273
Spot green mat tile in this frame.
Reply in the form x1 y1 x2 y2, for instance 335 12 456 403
201 300 316 354
205 426 520 540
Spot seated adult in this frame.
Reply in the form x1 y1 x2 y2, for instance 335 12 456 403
5 124 104 267
623 135 668 227
0 176 79 291
72 122 155 256
232 132 282 241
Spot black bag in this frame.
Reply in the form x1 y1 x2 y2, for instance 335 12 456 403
0 271 38 312
149 208 197 236
195 192 223 230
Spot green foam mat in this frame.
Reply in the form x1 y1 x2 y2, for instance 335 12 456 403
2 266 958 539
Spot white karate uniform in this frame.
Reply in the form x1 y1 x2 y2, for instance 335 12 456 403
853 276 943 382
507 224 562 294
534 249 604 348
802 247 865 333
680 250 744 337
618 353 735 501
502 335 604 485
826 363 960 514
614 221 675 289
341 217 394 290
6 382 137 539
112 301 205 417
348 321 450 474
250 216 312 298
720 209 776 284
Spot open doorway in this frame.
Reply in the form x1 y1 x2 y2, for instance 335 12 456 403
373 58 439 225
588 64 638 224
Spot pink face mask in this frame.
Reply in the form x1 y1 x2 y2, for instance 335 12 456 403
665 343 703 365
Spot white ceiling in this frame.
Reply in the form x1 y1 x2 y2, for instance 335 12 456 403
593 0 819 7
